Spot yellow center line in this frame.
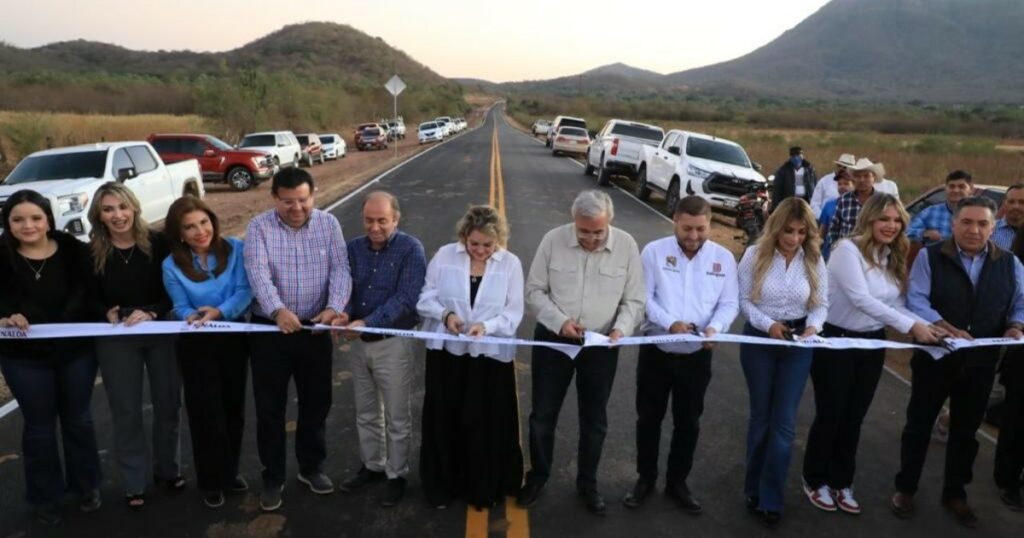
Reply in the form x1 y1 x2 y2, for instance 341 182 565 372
466 507 490 538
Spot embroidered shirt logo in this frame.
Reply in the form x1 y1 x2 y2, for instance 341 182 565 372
666 256 677 267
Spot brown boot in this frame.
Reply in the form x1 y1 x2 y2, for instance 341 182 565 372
890 491 915 518
942 498 978 528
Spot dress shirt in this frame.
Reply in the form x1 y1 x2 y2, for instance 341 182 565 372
417 242 524 361
641 237 739 354
907 242 1024 324
827 190 872 246
825 239 919 333
526 223 645 336
162 237 253 321
992 218 1018 251
876 179 900 198
345 231 426 329
244 209 351 320
907 203 953 245
738 244 829 333
809 172 839 216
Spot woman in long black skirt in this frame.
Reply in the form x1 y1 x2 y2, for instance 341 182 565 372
416 205 525 509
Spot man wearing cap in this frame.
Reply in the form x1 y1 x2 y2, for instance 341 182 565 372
809 153 856 216
908 170 974 247
622 195 738 515
771 146 818 211
827 158 882 247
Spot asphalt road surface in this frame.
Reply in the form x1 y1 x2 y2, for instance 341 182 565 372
0 107 1020 537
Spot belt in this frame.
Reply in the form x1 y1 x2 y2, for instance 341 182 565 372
359 333 393 343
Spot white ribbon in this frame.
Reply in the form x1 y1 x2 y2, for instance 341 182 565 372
3 321 1023 362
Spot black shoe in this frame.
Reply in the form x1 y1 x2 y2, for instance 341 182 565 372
578 488 607 516
665 483 702 516
339 466 386 493
622 479 655 509
34 503 61 525
517 481 544 508
79 489 102 513
761 510 782 526
745 496 760 514
380 478 406 508
230 475 249 494
1000 488 1023 511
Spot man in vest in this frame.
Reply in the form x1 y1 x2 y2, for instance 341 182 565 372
892 196 1024 528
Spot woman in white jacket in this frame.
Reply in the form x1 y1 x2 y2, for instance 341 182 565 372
416 205 525 510
801 193 945 515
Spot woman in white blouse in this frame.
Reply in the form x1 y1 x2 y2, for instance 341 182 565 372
801 194 944 515
416 205 525 510
738 197 828 526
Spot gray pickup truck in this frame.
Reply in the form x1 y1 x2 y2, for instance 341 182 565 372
584 119 664 185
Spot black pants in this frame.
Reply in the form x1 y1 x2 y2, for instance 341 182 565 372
995 351 1024 491
178 333 248 492
802 325 885 490
249 327 333 487
895 350 997 500
635 345 711 487
526 324 619 492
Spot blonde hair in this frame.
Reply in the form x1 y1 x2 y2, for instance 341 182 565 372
456 205 508 248
751 197 822 308
87 182 153 274
848 193 910 294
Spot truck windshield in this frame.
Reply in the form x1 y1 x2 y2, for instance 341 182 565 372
685 138 751 168
4 151 108 184
558 118 587 130
363 129 380 137
610 124 663 142
320 135 335 144
296 135 310 146
239 135 275 148
420 123 437 130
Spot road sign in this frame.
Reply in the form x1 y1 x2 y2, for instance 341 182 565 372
385 75 406 97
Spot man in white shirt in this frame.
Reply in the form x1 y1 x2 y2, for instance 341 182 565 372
809 153 857 216
623 196 739 515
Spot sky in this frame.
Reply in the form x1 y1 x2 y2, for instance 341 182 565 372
0 0 831 82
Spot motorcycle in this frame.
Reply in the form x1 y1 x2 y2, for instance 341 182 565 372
734 181 771 247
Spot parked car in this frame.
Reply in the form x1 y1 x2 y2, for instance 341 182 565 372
148 133 275 191
584 119 665 185
546 115 587 148
238 131 301 169
296 133 325 166
357 127 389 151
905 183 1007 218
551 126 591 157
387 120 406 140
532 119 552 136
0 142 204 239
434 117 453 137
418 122 444 144
636 129 766 216
354 123 382 145
319 133 347 160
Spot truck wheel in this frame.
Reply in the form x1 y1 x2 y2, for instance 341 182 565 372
664 179 680 217
305 153 314 167
227 166 255 191
319 153 325 165
584 153 595 176
636 168 652 201
597 156 611 186
273 156 280 167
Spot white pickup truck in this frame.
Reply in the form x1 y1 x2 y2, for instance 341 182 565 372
636 129 766 216
0 141 204 239
584 119 664 185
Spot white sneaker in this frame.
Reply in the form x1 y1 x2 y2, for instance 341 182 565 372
802 481 837 512
834 487 861 515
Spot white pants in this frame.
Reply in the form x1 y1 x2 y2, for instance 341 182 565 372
349 337 414 479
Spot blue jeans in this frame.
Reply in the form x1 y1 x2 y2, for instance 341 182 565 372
0 348 102 507
739 323 812 513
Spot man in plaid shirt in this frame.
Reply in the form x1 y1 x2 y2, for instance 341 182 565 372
827 158 882 247
245 167 352 512
907 171 973 247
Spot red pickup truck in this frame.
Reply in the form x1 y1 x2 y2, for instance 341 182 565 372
148 133 277 191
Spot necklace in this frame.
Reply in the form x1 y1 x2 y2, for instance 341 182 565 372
21 255 47 281
114 245 136 265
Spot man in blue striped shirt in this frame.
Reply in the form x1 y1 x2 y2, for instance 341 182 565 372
333 191 426 507
992 184 1024 251
907 170 973 247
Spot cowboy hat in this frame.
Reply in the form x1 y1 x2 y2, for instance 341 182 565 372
849 157 885 179
834 153 857 168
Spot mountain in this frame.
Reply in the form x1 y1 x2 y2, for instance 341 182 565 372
487 62 674 96
0 22 448 88
665 0 1024 102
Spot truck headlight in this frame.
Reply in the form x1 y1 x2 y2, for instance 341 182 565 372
687 164 712 180
57 193 89 216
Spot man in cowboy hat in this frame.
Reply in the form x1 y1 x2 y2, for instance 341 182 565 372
827 157 883 247
771 146 818 212
809 153 857 216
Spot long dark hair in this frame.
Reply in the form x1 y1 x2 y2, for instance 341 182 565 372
1 189 57 250
164 196 232 282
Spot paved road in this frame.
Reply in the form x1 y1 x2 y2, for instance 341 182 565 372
0 107 1020 537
